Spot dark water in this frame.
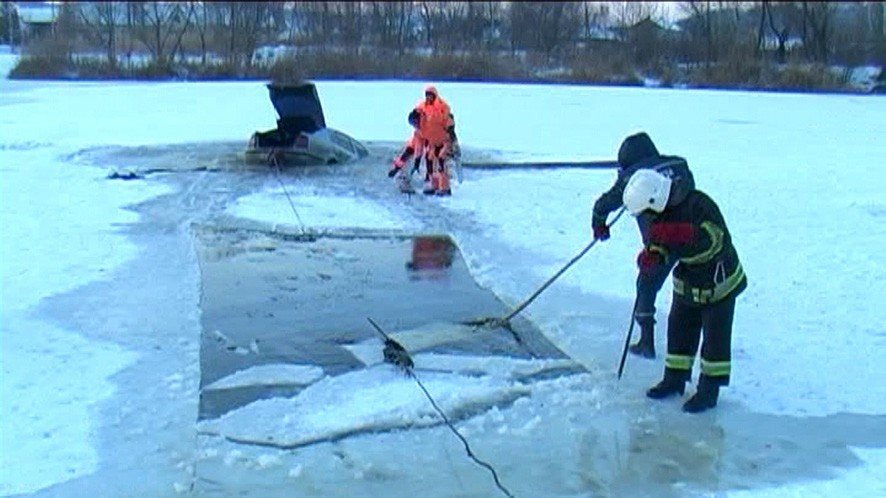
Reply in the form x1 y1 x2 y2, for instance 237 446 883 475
195 229 575 420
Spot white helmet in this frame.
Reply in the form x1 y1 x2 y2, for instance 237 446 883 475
623 169 672 215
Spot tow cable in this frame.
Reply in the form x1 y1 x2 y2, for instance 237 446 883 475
268 151 315 242
367 318 516 498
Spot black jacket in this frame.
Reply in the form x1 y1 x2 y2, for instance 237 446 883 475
645 190 747 306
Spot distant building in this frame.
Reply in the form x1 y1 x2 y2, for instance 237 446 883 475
13 1 59 44
617 18 682 43
576 24 621 51
617 18 682 64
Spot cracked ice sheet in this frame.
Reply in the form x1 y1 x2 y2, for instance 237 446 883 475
343 321 495 365
227 185 414 230
198 365 531 449
724 447 886 497
347 347 579 379
203 364 325 391
342 320 582 375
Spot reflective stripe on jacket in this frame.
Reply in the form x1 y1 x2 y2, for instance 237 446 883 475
648 190 747 306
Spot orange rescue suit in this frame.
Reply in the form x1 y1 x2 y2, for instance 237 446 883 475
414 86 453 147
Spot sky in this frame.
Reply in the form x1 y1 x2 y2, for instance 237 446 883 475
1 50 885 497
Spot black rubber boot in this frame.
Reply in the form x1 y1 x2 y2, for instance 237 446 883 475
683 375 720 413
628 322 655 359
646 369 687 400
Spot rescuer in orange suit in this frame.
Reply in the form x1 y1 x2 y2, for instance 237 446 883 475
413 85 457 196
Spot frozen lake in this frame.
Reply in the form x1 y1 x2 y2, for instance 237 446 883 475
2 78 884 497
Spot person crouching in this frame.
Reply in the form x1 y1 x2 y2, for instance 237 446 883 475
388 110 425 193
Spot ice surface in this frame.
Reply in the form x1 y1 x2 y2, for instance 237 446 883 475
202 364 325 391
197 365 531 449
228 185 410 230
1 75 884 496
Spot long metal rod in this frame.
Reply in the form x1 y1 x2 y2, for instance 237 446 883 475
500 207 627 324
617 296 639 380
501 240 596 323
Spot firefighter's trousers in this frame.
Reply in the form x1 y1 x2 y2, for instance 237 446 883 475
664 296 736 386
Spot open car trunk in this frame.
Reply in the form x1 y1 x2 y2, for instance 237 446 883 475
253 82 327 148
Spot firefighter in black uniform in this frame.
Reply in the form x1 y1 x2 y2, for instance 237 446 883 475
622 169 747 413
591 132 696 359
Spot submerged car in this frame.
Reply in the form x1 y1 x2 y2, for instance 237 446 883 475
246 82 368 166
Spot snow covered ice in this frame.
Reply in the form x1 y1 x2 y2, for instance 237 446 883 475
1 52 885 496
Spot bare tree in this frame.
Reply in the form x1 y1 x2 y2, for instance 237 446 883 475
437 2 467 52
801 1 836 62
189 1 210 65
418 2 436 50
336 2 365 54
421 1 499 52
240 2 274 63
508 2 581 61
293 1 335 46
581 2 610 39
680 1 720 68
479 1 505 50
367 1 413 54
459 1 494 50
265 2 286 41
77 2 121 67
756 0 767 56
132 1 194 65
766 2 790 62
215 2 275 67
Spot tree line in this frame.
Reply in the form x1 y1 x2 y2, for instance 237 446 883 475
4 2 884 90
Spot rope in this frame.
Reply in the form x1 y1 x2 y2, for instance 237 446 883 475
268 152 308 236
367 318 515 497
410 371 516 498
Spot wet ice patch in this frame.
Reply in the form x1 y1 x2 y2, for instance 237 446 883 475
197 365 531 449
202 364 325 391
414 353 580 380
0 141 52 151
344 322 581 378
344 321 489 364
197 232 281 264
725 446 886 497
228 186 409 230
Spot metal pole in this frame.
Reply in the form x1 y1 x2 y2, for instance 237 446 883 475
500 207 627 324
617 296 639 380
